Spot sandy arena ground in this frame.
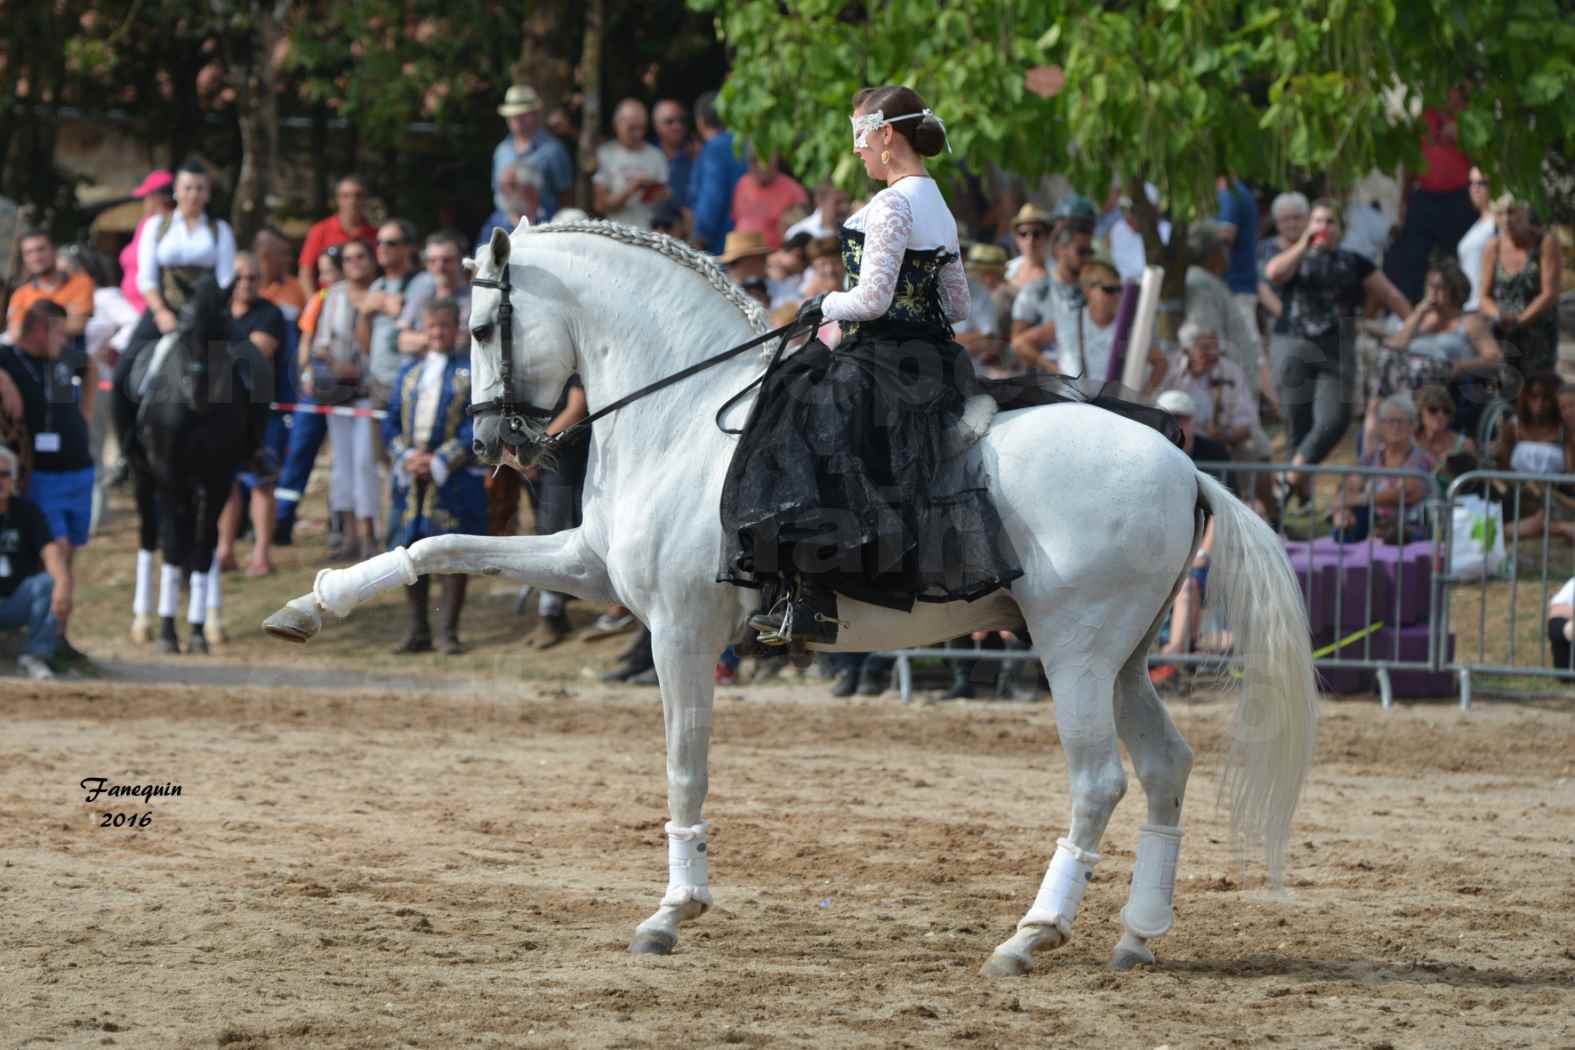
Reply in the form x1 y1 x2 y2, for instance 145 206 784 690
4 677 1574 1050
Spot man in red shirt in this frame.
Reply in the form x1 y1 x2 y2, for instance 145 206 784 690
1383 86 1478 305
298 175 376 297
730 148 807 251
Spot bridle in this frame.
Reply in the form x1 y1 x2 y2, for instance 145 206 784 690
466 255 815 453
466 261 553 449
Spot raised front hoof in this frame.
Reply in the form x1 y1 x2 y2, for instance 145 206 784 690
979 952 1033 978
262 599 321 643
130 615 154 644
628 929 677 956
1111 932 1156 972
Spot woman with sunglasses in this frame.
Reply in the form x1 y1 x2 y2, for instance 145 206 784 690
721 85 1020 645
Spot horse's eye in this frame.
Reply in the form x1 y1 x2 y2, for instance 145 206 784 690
471 324 494 343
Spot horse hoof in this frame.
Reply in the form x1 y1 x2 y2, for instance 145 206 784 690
1112 932 1155 971
187 635 209 655
979 952 1033 978
262 599 321 643
628 930 676 956
130 616 154 643
159 637 181 655
207 622 228 646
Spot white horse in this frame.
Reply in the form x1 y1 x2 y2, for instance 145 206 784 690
264 219 1317 975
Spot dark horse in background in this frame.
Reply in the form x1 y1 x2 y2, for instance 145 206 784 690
112 277 271 653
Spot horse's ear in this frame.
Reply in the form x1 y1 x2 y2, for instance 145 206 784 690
489 226 511 269
512 214 532 235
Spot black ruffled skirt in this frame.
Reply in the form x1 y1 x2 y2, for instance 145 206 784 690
718 321 1023 611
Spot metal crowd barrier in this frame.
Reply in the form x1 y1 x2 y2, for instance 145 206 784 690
882 461 1575 708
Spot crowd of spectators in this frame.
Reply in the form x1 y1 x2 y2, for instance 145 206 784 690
2 79 1573 689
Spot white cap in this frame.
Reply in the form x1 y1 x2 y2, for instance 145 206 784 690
1155 389 1197 417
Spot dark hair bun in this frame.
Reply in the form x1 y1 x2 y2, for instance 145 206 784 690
912 114 947 157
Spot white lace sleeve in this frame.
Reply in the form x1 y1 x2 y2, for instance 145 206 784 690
822 191 912 322
938 254 970 323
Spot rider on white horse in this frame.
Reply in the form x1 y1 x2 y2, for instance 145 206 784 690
723 86 1019 646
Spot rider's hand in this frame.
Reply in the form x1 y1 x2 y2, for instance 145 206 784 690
796 294 826 329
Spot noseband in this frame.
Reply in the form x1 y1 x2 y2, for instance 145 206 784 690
467 262 553 448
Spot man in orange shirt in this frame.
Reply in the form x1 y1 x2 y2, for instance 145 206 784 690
254 226 306 323
297 175 376 298
730 148 807 251
6 231 94 344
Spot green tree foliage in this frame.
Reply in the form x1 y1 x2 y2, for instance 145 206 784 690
692 0 1575 247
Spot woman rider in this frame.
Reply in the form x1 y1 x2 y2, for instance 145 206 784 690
719 86 1021 644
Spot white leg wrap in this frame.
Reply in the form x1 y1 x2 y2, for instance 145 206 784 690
186 571 207 625
133 550 156 615
1121 823 1182 939
313 547 418 619
658 821 713 910
1020 838 1101 936
206 552 223 611
158 564 182 618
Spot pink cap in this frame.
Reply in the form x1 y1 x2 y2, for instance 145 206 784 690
132 170 173 198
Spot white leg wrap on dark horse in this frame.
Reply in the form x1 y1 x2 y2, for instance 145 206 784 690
1020 838 1101 937
1121 823 1182 939
658 820 713 910
134 550 156 616
158 564 182 618
186 571 208 625
314 547 418 618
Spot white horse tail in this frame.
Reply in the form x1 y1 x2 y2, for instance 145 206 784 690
1195 470 1319 887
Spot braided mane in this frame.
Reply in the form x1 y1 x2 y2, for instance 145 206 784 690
527 220 768 334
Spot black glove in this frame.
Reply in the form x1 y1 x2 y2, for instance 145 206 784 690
796 294 826 329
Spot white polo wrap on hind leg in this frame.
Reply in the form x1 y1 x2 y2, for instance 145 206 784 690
1020 838 1101 938
158 563 182 618
1121 823 1182 939
313 547 418 619
659 821 713 910
133 550 156 615
186 571 208 625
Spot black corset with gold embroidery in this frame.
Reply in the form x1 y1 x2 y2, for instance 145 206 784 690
839 227 956 339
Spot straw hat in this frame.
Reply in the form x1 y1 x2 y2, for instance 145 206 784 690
965 243 1007 271
719 230 771 264
1011 203 1052 230
497 85 543 118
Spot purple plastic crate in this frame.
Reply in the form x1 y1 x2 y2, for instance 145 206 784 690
1372 625 1456 698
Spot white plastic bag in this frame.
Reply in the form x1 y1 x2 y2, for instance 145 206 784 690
1449 495 1506 580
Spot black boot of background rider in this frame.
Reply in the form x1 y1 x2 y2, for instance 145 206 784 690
437 575 468 655
393 576 433 654
942 637 977 700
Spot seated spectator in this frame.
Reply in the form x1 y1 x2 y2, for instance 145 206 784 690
477 160 543 249
298 174 375 298
799 236 844 298
1163 320 1269 503
1005 203 1052 288
766 231 810 308
385 298 489 655
740 276 770 310
5 229 94 345
719 230 771 288
0 444 69 679
1010 223 1091 370
731 145 807 251
1480 196 1563 378
1493 371 1575 542
1186 220 1264 395
1069 257 1166 395
953 244 1013 377
594 99 669 229
1413 383 1478 493
1331 395 1434 544
1547 576 1574 670
785 180 852 242
1157 389 1233 478
1371 258 1501 447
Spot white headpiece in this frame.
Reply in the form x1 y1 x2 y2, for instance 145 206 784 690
850 108 951 153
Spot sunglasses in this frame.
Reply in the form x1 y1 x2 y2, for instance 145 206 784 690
1468 178 1489 187
1073 246 1095 258
1084 282 1122 295
1015 228 1046 239
377 238 407 247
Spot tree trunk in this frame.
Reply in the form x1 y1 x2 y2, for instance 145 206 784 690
1126 175 1191 343
574 0 605 211
231 2 286 246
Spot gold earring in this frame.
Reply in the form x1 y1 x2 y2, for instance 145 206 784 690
880 149 891 166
